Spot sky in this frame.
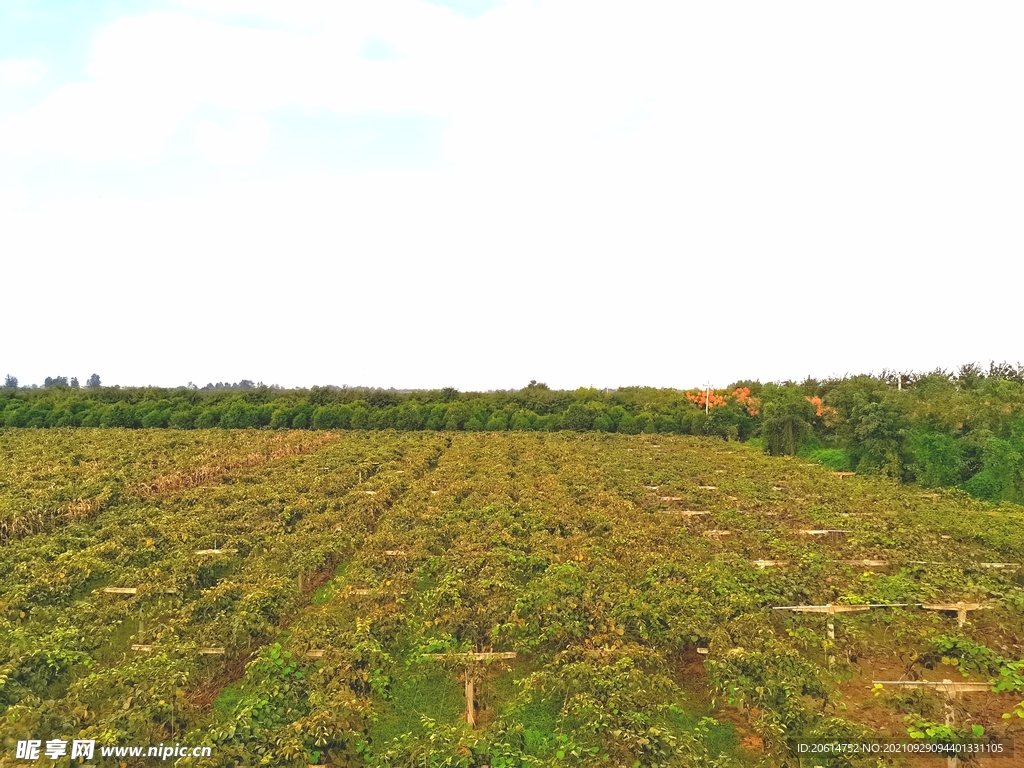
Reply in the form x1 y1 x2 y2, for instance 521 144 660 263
1 1 1022 391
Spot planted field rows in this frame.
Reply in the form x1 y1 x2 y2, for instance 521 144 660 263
2 431 1023 766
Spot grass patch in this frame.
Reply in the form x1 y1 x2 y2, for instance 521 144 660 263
311 561 348 604
808 448 853 472
660 705 742 760
369 666 465 745
211 682 245 717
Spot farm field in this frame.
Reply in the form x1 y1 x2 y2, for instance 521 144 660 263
2 430 1024 767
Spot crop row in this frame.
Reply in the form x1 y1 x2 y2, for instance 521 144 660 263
3 431 1024 766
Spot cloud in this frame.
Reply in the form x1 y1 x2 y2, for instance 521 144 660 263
1 1 1023 388
0 80 191 161
192 115 272 165
0 59 48 90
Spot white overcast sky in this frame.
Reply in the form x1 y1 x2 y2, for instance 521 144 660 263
1 0 1021 390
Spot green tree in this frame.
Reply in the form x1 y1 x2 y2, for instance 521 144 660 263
761 389 815 456
562 403 593 431
510 409 536 431
908 430 963 487
850 397 908 477
485 410 509 430
396 404 425 431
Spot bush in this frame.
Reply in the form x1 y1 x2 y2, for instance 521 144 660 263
485 411 509 431
964 470 999 501
510 410 536 431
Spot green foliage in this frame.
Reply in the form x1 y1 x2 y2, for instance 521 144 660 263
908 429 963 486
1 368 1023 509
2 428 1024 766
806 448 852 472
905 716 984 743
761 387 814 456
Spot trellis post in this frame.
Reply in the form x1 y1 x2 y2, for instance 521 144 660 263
421 651 517 728
871 680 992 768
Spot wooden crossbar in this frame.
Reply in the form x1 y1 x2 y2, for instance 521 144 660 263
350 589 372 596
423 652 517 661
798 529 851 535
132 645 225 655
383 550 407 556
921 602 990 628
751 560 787 568
660 496 684 501
306 649 326 658
834 471 856 477
102 587 138 595
777 604 872 615
659 510 710 517
703 530 731 537
195 549 235 555
872 680 993 696
698 485 717 490
846 559 888 567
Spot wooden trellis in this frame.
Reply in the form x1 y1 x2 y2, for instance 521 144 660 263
131 645 225 655
776 602 992 632
773 604 874 640
421 651 517 728
423 652 517 661
872 679 994 767
920 602 990 628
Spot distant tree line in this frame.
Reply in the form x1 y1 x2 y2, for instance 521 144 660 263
3 363 1024 503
